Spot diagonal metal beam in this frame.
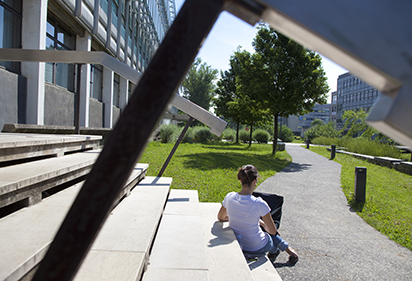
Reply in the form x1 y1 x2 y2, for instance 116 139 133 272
31 0 226 280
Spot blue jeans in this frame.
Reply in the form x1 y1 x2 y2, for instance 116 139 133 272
243 233 289 255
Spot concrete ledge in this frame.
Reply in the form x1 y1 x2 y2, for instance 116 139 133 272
143 190 208 281
328 148 412 175
0 150 100 208
75 176 171 281
0 132 101 162
2 123 110 143
199 203 255 281
0 167 153 281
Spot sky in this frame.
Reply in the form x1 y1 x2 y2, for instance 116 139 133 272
174 0 348 103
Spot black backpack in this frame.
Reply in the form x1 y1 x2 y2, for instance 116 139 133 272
253 192 284 229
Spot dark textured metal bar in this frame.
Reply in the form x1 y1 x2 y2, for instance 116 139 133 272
32 0 225 280
158 116 194 178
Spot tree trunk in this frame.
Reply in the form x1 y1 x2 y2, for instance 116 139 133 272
272 115 278 155
236 120 240 143
248 122 253 147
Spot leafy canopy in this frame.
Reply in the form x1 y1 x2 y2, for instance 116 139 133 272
182 57 218 111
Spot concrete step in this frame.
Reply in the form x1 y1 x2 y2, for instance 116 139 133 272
142 189 209 281
200 203 283 281
74 176 172 281
0 164 150 281
198 202 255 281
0 132 101 163
0 150 100 208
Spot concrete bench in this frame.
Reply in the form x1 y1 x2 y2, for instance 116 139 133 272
143 191 282 281
0 150 101 209
143 189 210 280
74 176 172 281
0 164 150 281
200 203 282 281
0 132 101 163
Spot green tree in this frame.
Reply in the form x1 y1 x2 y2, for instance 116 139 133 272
311 119 325 127
214 67 242 143
304 121 339 141
250 25 329 154
183 57 218 111
340 109 369 137
230 49 270 146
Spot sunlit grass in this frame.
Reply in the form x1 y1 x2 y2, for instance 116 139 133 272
309 146 412 250
139 141 292 202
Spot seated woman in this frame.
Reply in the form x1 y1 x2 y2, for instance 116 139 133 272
217 164 298 264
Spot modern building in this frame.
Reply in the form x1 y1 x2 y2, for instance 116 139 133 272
336 72 381 130
297 103 331 136
0 0 177 130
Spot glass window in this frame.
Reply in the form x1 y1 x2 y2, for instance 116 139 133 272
100 0 108 15
113 73 120 107
0 0 22 72
112 1 118 28
90 64 103 101
45 18 75 91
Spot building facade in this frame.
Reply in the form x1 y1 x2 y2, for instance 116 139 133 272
336 72 381 130
297 103 331 136
0 0 176 130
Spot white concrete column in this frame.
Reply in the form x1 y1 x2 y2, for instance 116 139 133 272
76 30 92 127
102 67 114 128
119 76 128 111
21 0 48 125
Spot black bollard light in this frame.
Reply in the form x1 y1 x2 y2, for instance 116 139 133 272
354 167 367 202
306 138 310 149
331 145 336 160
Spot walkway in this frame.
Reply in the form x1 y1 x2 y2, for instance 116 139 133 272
255 144 412 281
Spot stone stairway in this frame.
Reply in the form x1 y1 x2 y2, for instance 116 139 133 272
0 133 282 281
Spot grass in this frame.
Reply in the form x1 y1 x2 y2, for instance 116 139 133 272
139 141 292 203
312 136 407 160
309 146 412 250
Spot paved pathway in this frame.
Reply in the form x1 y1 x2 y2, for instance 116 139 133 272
255 144 412 281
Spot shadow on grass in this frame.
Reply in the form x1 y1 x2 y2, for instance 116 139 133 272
348 197 365 212
178 152 290 173
200 142 255 152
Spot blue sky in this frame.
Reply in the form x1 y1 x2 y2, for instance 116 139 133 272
174 0 347 103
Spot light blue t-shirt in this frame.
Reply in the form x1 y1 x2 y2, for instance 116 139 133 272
222 192 270 252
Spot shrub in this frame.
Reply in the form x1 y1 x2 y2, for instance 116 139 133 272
253 129 270 143
193 127 214 143
181 127 195 144
239 129 251 143
278 125 294 142
221 128 236 142
311 137 405 159
159 124 179 143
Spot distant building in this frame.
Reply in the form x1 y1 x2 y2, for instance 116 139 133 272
331 91 337 124
297 103 331 136
336 72 381 130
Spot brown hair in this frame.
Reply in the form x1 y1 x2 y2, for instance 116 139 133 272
237 164 258 186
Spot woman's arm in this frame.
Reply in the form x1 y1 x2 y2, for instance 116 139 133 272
217 206 229 222
261 212 278 235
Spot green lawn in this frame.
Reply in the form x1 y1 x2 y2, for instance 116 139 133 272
139 141 291 203
309 146 412 250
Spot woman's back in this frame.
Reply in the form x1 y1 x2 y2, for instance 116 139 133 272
223 192 269 252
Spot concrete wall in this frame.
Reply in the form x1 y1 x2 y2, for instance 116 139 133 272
112 106 121 126
0 68 27 130
89 98 104 128
44 84 75 126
